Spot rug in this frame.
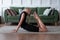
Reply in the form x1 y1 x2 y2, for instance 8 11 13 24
0 26 60 34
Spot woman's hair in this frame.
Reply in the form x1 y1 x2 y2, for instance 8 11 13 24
24 7 31 11
24 7 30 9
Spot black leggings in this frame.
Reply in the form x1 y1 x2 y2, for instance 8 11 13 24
21 23 39 32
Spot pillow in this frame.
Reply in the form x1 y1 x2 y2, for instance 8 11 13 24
50 8 55 15
48 8 55 16
10 9 17 16
6 9 12 16
43 8 52 16
5 9 17 16
19 9 22 14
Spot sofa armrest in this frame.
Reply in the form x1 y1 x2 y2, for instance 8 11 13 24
53 10 59 22
4 11 8 23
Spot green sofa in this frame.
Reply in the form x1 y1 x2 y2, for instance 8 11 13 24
4 7 59 25
4 7 24 23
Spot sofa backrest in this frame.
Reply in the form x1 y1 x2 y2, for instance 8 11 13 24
10 7 24 14
10 7 37 14
37 7 50 15
10 7 51 15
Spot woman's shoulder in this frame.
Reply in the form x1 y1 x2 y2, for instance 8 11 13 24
21 11 27 14
20 11 27 16
22 11 27 13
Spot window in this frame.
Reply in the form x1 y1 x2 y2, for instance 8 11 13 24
12 0 22 6
3 0 11 7
32 0 41 7
42 0 50 7
22 0 31 7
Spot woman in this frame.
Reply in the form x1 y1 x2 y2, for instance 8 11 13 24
13 8 48 32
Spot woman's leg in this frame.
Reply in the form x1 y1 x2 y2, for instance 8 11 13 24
33 12 48 32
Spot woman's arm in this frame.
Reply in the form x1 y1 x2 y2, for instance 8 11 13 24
13 13 25 32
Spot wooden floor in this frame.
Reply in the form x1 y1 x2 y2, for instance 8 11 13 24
0 23 60 40
0 33 60 40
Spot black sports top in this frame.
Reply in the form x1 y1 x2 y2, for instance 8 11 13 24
19 11 28 26
19 11 39 32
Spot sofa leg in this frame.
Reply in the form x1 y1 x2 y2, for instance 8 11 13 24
5 22 12 25
5 22 7 25
55 22 58 26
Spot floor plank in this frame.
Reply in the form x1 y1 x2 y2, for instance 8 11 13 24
0 33 60 40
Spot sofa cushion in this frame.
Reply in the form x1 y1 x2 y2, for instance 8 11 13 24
7 15 20 22
7 15 20 21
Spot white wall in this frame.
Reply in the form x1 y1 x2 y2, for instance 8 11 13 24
0 0 60 23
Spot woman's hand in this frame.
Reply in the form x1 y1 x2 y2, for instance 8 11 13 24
12 29 18 33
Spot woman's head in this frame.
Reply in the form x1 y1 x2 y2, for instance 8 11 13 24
23 8 31 15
